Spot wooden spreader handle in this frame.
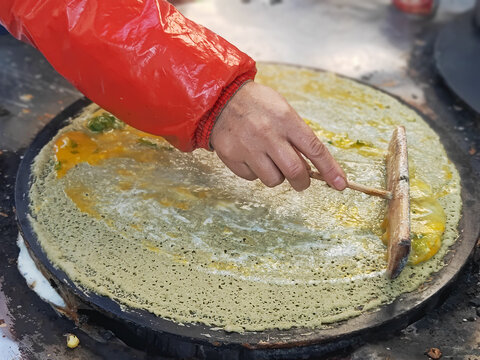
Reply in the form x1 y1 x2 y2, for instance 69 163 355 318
308 171 392 200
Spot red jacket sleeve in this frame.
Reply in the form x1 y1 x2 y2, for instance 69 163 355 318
0 0 256 151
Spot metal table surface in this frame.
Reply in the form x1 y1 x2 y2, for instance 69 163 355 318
1 0 480 359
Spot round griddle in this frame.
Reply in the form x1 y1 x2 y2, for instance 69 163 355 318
15 68 480 359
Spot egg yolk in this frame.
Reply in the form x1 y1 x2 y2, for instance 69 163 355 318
381 177 446 265
53 113 168 178
304 119 385 158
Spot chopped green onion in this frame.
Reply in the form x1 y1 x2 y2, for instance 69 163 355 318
87 112 125 133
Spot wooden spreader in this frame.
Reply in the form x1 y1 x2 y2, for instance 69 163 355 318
309 126 411 279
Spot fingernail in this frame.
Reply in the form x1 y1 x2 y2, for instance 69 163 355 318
332 176 347 190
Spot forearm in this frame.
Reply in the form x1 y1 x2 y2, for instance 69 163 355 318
0 0 256 151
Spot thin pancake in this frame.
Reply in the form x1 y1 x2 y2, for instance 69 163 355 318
29 63 461 332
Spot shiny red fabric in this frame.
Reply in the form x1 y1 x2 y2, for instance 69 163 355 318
0 0 256 151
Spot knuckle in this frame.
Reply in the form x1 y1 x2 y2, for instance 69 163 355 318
322 164 338 179
253 119 274 135
284 161 305 180
218 143 239 162
275 102 292 118
307 137 328 158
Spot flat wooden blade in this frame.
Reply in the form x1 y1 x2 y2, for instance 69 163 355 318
385 126 411 279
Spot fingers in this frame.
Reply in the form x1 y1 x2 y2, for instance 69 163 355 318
224 162 258 181
290 124 347 191
216 148 285 187
247 154 285 188
268 144 310 191
215 150 258 181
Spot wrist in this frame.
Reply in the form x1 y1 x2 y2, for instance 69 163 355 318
194 70 256 150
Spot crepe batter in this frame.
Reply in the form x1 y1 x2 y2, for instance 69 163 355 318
29 64 461 332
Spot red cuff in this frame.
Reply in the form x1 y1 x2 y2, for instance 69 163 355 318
194 69 256 150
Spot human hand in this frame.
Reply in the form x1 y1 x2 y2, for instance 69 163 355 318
210 82 347 192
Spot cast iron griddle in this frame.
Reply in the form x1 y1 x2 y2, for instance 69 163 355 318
15 68 480 359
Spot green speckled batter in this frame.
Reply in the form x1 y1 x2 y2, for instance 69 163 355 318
29 64 461 332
